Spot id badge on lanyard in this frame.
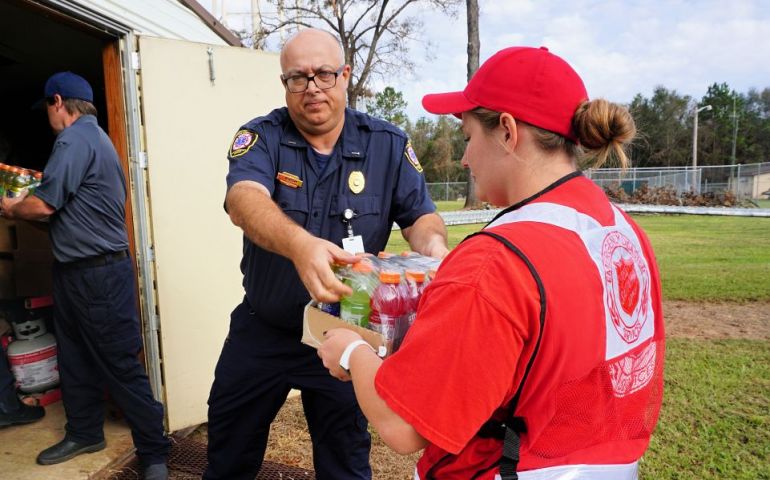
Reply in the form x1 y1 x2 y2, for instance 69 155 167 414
341 208 365 254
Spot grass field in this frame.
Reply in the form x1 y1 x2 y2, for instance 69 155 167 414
642 339 770 479
387 214 770 302
433 199 465 212
755 198 770 208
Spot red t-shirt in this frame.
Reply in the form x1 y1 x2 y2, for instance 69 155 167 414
376 230 540 477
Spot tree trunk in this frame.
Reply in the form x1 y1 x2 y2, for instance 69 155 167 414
464 0 482 209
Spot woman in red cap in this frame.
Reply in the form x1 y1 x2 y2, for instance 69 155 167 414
319 46 664 480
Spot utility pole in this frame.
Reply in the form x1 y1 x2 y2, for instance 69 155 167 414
730 96 739 165
692 104 712 168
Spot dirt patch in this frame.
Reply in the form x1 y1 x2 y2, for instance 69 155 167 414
664 300 769 340
184 300 770 479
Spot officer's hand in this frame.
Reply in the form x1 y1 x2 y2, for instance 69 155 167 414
318 328 363 382
425 241 450 260
291 236 359 303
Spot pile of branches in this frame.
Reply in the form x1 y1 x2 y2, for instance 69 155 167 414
604 184 744 207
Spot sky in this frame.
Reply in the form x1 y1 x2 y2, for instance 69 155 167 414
202 0 770 120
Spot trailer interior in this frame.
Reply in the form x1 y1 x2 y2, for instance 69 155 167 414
1 1 135 478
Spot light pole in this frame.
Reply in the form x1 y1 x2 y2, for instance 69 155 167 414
692 104 712 168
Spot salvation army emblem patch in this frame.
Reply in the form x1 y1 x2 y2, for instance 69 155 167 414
601 231 650 344
229 129 258 158
404 142 423 173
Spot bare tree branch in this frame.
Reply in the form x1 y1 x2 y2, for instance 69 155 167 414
255 0 461 108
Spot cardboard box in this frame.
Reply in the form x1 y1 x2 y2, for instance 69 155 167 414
15 221 50 250
13 249 53 297
0 218 16 253
0 257 15 299
302 302 389 357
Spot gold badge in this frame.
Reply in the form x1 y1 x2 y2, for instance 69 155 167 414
348 171 365 194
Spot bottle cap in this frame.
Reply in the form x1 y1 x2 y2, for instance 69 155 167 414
377 251 394 259
33 172 43 179
379 270 401 284
352 261 374 273
405 270 426 282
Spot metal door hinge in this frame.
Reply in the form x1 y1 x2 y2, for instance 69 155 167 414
136 151 148 169
131 51 141 70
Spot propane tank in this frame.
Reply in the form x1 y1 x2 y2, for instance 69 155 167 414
7 317 59 393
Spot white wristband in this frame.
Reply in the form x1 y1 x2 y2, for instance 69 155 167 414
339 340 374 373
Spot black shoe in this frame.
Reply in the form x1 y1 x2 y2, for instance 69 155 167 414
36 437 107 465
143 463 168 480
0 403 45 428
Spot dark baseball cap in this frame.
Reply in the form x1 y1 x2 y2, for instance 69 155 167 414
32 71 93 110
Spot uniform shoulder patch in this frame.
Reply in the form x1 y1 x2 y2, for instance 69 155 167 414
404 142 423 173
229 129 258 158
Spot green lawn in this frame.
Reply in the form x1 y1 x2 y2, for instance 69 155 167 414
756 198 770 208
433 199 466 212
388 215 770 302
640 339 770 480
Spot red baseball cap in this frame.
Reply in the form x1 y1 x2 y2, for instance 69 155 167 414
422 46 588 142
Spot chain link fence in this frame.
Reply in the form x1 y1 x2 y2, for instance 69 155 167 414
427 162 770 202
583 162 770 200
425 182 467 202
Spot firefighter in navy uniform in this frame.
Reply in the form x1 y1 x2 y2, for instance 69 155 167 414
204 28 448 480
1 72 170 480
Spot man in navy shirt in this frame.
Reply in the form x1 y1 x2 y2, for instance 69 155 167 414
204 29 448 480
1 72 169 480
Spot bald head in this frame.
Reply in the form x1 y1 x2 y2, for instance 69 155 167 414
280 28 344 71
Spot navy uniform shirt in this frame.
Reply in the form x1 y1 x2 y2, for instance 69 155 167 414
226 107 436 331
34 115 128 263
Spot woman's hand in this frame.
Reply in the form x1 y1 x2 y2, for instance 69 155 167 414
318 328 365 381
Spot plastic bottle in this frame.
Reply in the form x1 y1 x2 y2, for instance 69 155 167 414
7 168 29 198
403 269 427 327
369 270 407 351
4 166 19 197
340 261 375 327
28 171 43 193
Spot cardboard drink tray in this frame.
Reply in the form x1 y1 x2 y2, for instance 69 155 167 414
301 302 388 357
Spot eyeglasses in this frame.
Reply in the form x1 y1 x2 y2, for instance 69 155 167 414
281 66 345 93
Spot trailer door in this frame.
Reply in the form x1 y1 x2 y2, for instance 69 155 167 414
136 36 283 431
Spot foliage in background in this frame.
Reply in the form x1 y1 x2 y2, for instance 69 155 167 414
250 0 461 109
369 81 769 183
404 115 467 182
629 83 770 168
366 86 408 129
